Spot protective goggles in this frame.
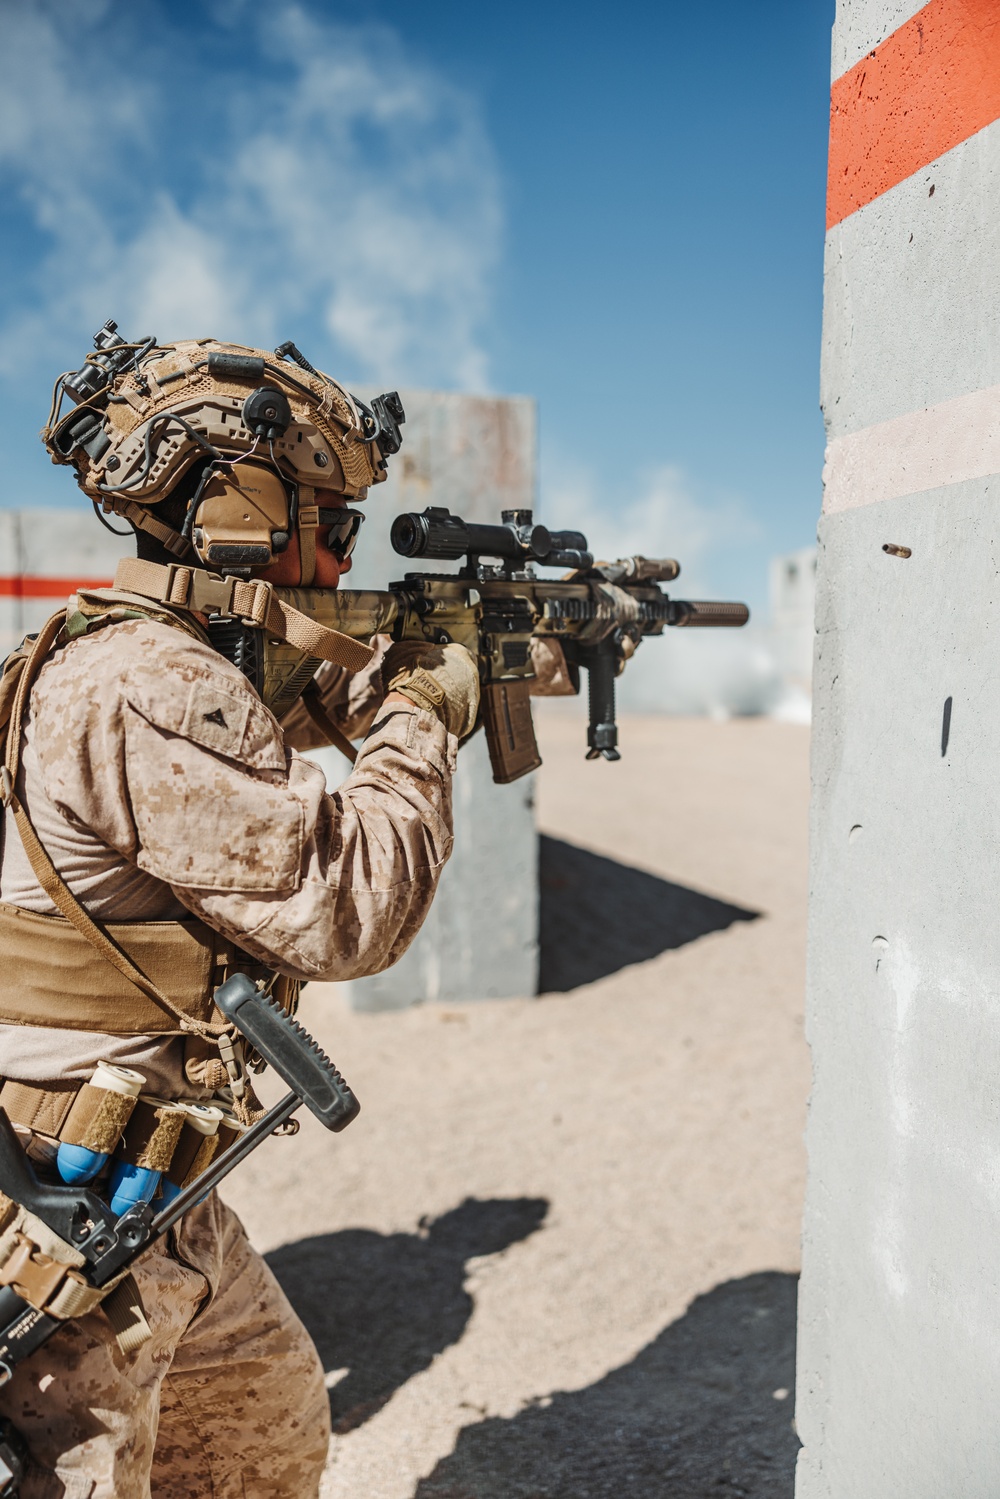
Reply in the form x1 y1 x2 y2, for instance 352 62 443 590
317 506 364 560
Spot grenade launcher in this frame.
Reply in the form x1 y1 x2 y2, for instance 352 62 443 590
269 505 750 781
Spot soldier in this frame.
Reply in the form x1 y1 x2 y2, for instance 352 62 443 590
0 332 479 1496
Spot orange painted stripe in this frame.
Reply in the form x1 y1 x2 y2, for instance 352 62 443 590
0 577 112 598
827 0 1000 229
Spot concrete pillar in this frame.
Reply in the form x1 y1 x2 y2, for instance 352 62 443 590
338 390 539 1008
798 4 1000 1495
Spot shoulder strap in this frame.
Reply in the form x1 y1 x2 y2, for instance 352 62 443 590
1 620 225 1039
66 588 211 646
113 557 375 672
2 611 64 780
0 611 73 762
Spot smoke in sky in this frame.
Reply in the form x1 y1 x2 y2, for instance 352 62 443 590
543 458 808 718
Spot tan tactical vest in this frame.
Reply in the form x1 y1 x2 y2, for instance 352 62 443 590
0 594 292 1110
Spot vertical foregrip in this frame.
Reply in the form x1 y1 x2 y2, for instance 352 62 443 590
584 638 621 761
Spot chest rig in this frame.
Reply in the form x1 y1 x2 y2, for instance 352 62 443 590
0 593 297 1135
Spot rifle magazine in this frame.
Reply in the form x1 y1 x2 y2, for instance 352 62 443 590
482 680 542 784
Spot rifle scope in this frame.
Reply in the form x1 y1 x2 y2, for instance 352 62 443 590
391 506 592 570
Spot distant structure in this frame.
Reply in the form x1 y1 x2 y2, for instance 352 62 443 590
0 509 129 656
797 4 1000 1496
0 391 539 1010
769 545 816 708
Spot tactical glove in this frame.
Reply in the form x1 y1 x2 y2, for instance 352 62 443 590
381 641 480 740
527 636 579 696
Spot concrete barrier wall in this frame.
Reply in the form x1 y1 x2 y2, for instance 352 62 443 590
797 4 1000 1494
0 507 131 655
1 389 539 1009
341 389 539 1007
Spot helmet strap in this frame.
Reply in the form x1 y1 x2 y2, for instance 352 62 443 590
297 491 320 586
112 499 193 560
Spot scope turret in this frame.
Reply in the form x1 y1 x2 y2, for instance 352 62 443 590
390 506 592 571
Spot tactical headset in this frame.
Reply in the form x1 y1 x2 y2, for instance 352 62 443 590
43 323 404 587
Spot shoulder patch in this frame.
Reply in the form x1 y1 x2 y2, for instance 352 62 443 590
123 650 286 770
180 680 250 756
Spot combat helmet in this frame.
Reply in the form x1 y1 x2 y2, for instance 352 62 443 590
42 322 405 713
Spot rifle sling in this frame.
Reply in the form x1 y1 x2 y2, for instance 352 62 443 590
111 557 375 673
300 684 358 765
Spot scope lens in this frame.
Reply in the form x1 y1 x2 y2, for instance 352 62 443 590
391 514 424 557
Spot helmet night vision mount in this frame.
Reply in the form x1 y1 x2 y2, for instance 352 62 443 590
42 321 405 585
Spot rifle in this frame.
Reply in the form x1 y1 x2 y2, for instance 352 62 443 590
0 976 359 1494
269 505 750 780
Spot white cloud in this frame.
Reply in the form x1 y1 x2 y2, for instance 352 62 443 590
0 4 137 181
105 196 249 337
0 1 501 390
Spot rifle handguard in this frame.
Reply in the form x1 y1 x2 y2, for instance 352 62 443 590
214 976 360 1131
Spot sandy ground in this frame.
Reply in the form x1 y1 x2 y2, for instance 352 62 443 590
221 710 811 1498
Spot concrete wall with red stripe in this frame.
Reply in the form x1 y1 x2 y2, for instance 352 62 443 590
0 390 538 1010
798 4 1000 1493
0 509 129 656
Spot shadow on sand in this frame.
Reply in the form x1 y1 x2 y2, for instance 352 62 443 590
539 834 760 992
266 1196 548 1433
414 1271 799 1499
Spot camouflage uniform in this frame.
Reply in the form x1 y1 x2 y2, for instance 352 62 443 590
2 1196 330 1499
0 612 457 1496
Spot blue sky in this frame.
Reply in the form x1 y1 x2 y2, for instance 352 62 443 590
0 0 833 610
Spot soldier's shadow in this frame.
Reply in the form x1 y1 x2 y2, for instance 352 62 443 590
266 1196 548 1432
414 1271 800 1499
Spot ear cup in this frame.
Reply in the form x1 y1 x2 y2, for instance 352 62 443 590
192 460 293 568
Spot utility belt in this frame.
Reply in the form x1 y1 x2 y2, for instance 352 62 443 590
0 1060 250 1368
0 900 298 1072
0 896 300 1139
0 901 240 1037
0 1076 245 1196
